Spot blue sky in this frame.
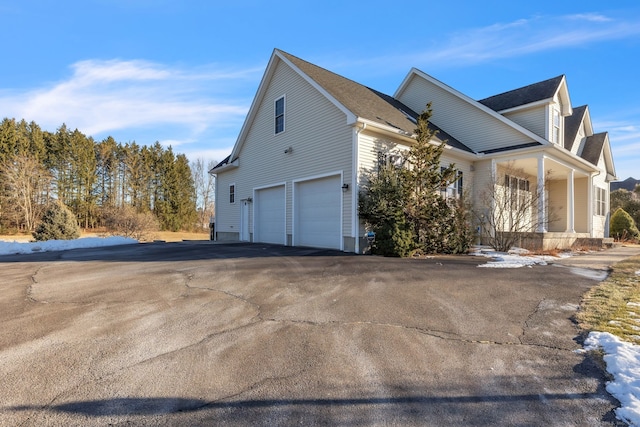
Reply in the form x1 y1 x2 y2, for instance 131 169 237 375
0 1 639 180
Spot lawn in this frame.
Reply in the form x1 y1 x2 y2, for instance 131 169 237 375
576 254 640 344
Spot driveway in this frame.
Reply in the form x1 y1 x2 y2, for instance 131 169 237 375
0 242 626 426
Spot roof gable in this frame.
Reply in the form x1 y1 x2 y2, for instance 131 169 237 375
580 132 616 179
564 105 588 152
221 49 475 167
278 51 418 135
478 75 571 114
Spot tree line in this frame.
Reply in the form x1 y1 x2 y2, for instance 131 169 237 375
0 117 212 235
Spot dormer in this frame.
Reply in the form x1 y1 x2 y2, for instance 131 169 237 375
478 75 572 145
548 79 572 145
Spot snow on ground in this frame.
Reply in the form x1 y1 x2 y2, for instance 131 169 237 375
471 246 571 269
0 236 137 256
584 332 640 427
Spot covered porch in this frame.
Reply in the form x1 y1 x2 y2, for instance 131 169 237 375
491 151 600 250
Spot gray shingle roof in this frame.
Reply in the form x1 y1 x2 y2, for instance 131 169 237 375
279 50 475 154
478 75 565 112
563 105 587 151
580 132 607 165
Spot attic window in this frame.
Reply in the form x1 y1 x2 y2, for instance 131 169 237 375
552 109 561 144
275 96 285 134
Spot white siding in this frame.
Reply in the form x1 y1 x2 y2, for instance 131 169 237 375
503 107 547 139
215 59 353 244
397 75 535 153
591 155 610 238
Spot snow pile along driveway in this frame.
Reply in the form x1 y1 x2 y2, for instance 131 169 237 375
584 332 640 426
0 237 137 256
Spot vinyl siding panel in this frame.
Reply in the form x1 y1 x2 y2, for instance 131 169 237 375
503 107 546 139
471 159 494 218
591 156 610 238
574 177 589 233
397 75 535 153
216 60 353 242
547 180 566 232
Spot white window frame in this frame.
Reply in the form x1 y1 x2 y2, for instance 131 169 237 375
229 183 236 204
440 168 463 199
552 108 561 144
275 95 285 135
595 186 607 216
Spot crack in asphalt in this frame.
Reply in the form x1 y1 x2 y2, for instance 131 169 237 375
521 298 546 345
260 317 571 352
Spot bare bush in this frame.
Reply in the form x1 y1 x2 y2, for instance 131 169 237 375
102 205 159 241
476 163 555 252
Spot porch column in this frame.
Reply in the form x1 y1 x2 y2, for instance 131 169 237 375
566 169 575 233
537 156 547 232
588 174 594 236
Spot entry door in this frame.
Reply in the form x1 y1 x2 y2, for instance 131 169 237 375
240 200 250 241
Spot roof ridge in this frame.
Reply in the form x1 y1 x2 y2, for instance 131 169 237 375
479 74 565 103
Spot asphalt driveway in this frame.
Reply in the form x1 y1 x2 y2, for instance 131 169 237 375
0 242 628 426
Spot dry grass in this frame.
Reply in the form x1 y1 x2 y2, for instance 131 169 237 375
0 230 211 243
576 255 640 344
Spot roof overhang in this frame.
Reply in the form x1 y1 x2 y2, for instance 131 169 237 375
209 158 238 175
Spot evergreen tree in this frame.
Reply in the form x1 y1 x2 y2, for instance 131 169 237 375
358 104 473 256
33 201 80 241
610 208 640 241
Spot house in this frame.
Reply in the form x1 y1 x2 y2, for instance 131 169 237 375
210 49 616 253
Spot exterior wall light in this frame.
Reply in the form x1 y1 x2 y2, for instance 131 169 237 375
342 183 349 192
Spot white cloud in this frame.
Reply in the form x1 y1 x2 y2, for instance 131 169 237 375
0 59 258 143
398 13 640 66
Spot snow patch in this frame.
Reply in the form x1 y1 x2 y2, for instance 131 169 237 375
472 247 562 269
0 237 137 256
584 331 640 426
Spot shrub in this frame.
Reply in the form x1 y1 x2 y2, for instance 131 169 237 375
610 208 640 241
102 205 159 241
32 201 80 241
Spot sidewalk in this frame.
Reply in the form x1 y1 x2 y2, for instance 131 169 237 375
551 244 640 271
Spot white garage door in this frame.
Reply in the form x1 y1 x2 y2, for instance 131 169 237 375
254 185 285 245
295 175 341 250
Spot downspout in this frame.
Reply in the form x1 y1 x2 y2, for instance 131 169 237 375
354 122 367 254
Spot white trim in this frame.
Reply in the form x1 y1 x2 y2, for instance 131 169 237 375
229 182 236 204
292 171 344 251
252 182 287 246
274 94 286 135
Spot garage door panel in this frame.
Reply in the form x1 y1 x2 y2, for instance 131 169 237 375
295 175 341 250
255 185 285 245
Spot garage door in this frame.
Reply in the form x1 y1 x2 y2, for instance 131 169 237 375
295 175 341 249
254 185 285 245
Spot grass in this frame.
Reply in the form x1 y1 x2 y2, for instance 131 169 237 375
0 230 211 243
576 254 640 344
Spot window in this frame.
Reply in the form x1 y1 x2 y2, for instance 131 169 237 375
595 186 607 216
504 174 530 210
552 109 561 144
275 96 285 134
229 184 235 204
441 168 463 199
376 151 403 175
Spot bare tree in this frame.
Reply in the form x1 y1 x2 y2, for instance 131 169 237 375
1 155 52 232
476 163 554 252
191 158 216 230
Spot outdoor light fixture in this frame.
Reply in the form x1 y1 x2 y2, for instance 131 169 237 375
342 183 349 192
